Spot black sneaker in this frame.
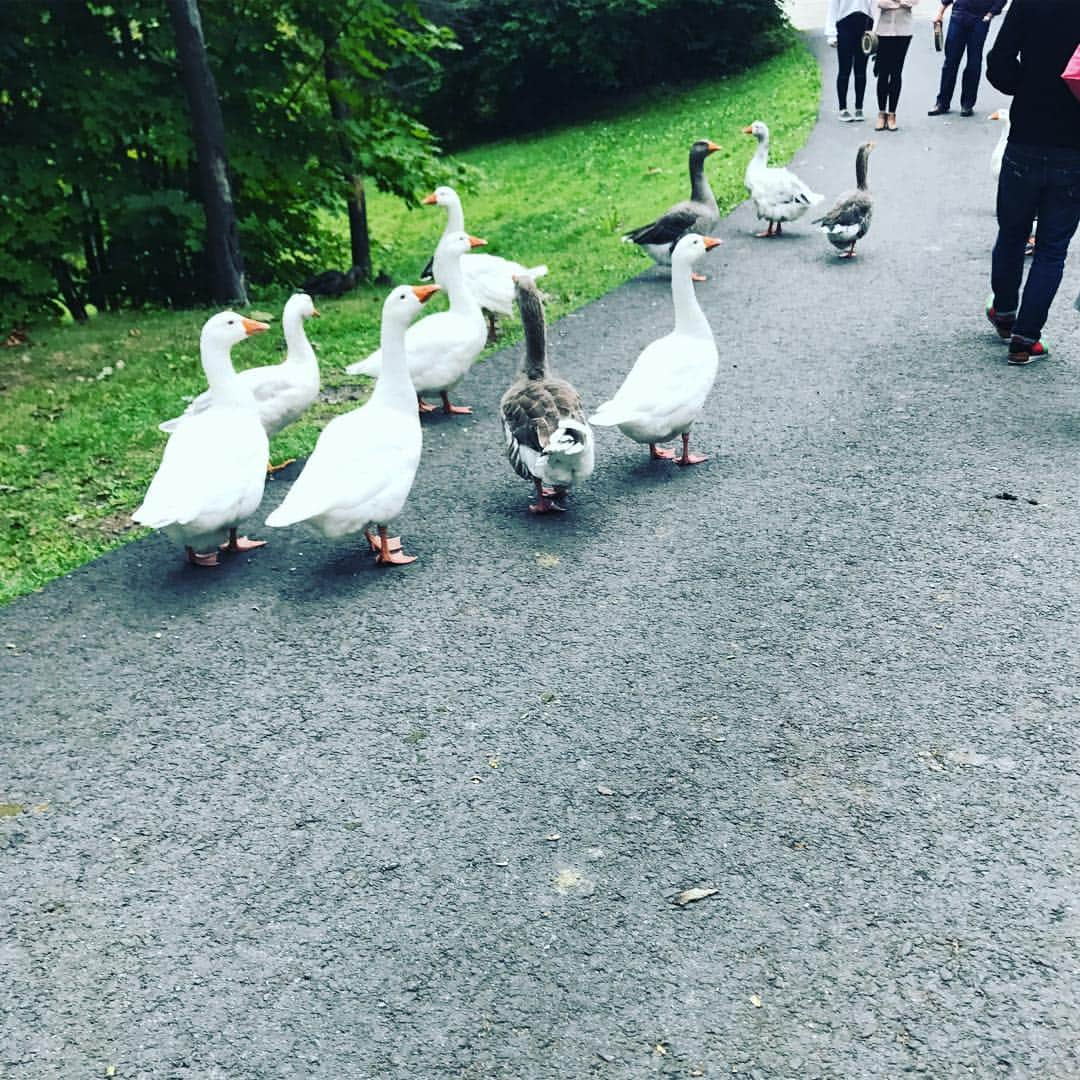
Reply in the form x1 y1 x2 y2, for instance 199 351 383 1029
1007 337 1049 365
961 107 974 117
928 104 950 115
985 298 1015 340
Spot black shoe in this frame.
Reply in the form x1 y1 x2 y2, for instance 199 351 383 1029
928 104 950 116
960 107 974 117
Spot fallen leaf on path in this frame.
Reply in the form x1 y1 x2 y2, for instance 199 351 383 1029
545 833 561 842
534 552 560 568
750 994 763 1008
0 804 23 817
596 785 614 796
673 886 718 906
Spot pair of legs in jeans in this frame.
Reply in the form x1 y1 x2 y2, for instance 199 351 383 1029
991 142 1080 348
933 14 989 112
836 11 873 112
875 36 912 120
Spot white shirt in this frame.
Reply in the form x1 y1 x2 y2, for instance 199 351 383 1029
825 0 874 39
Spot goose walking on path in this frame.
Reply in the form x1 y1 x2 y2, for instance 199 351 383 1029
265 285 440 566
500 275 595 514
159 293 321 471
815 141 875 257
622 139 722 278
589 234 721 466
133 312 270 567
420 186 548 343
742 120 824 237
347 231 488 416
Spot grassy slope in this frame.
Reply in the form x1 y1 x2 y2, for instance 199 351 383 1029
0 41 819 604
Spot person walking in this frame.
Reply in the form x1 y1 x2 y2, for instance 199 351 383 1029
874 0 920 131
985 0 1080 364
827 0 875 121
927 0 1007 117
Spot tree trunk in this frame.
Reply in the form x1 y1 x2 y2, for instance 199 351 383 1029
52 260 88 322
324 49 371 281
166 0 247 305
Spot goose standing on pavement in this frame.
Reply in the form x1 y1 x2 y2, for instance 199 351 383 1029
265 284 440 566
159 293 321 472
814 141 875 257
500 275 595 514
590 233 721 465
133 311 270 566
420 185 548 343
622 139 722 276
347 231 487 416
742 120 824 237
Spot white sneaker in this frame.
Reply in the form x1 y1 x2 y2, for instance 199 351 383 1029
853 109 865 121
839 109 854 122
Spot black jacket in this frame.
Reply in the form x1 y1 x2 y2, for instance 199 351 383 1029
986 0 1080 150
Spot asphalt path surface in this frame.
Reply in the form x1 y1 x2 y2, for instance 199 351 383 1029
5 34 1080 1080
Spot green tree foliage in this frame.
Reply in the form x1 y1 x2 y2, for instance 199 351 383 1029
0 1 466 324
413 0 791 147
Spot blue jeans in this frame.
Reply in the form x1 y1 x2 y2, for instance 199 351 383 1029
935 14 988 111
991 142 1080 343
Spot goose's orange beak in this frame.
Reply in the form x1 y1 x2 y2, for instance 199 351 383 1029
703 237 722 250
311 307 321 318
742 125 755 135
989 110 1001 121
412 284 441 304
422 192 438 205
241 318 270 335
706 140 721 153
468 235 487 248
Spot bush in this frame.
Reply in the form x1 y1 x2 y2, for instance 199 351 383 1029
410 0 791 148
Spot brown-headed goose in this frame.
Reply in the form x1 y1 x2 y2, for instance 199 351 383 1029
622 139 722 276
500 275 595 514
814 141 874 258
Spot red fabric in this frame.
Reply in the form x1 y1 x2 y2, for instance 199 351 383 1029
1063 43 1080 102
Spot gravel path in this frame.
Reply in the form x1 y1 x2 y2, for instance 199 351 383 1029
4 33 1080 1080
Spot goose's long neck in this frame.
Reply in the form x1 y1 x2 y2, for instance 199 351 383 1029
671 262 712 339
284 313 316 366
200 337 250 408
371 315 418 412
750 135 770 171
689 154 717 210
442 197 465 237
519 293 548 381
435 250 481 316
856 149 870 191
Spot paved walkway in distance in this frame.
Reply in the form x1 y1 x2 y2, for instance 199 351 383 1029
5 32 1080 1080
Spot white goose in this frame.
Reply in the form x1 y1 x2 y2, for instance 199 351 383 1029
742 120 823 237
346 231 487 415
589 233 721 465
133 311 270 566
159 293 321 446
265 284 440 565
421 185 548 341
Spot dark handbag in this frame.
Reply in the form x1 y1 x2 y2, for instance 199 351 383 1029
933 19 943 51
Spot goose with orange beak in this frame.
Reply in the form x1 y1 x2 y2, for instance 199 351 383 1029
133 311 271 566
590 234 721 466
742 120 823 238
347 231 488 416
267 284 440 566
622 139 722 278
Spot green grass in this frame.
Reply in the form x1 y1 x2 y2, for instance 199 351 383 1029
0 40 819 604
